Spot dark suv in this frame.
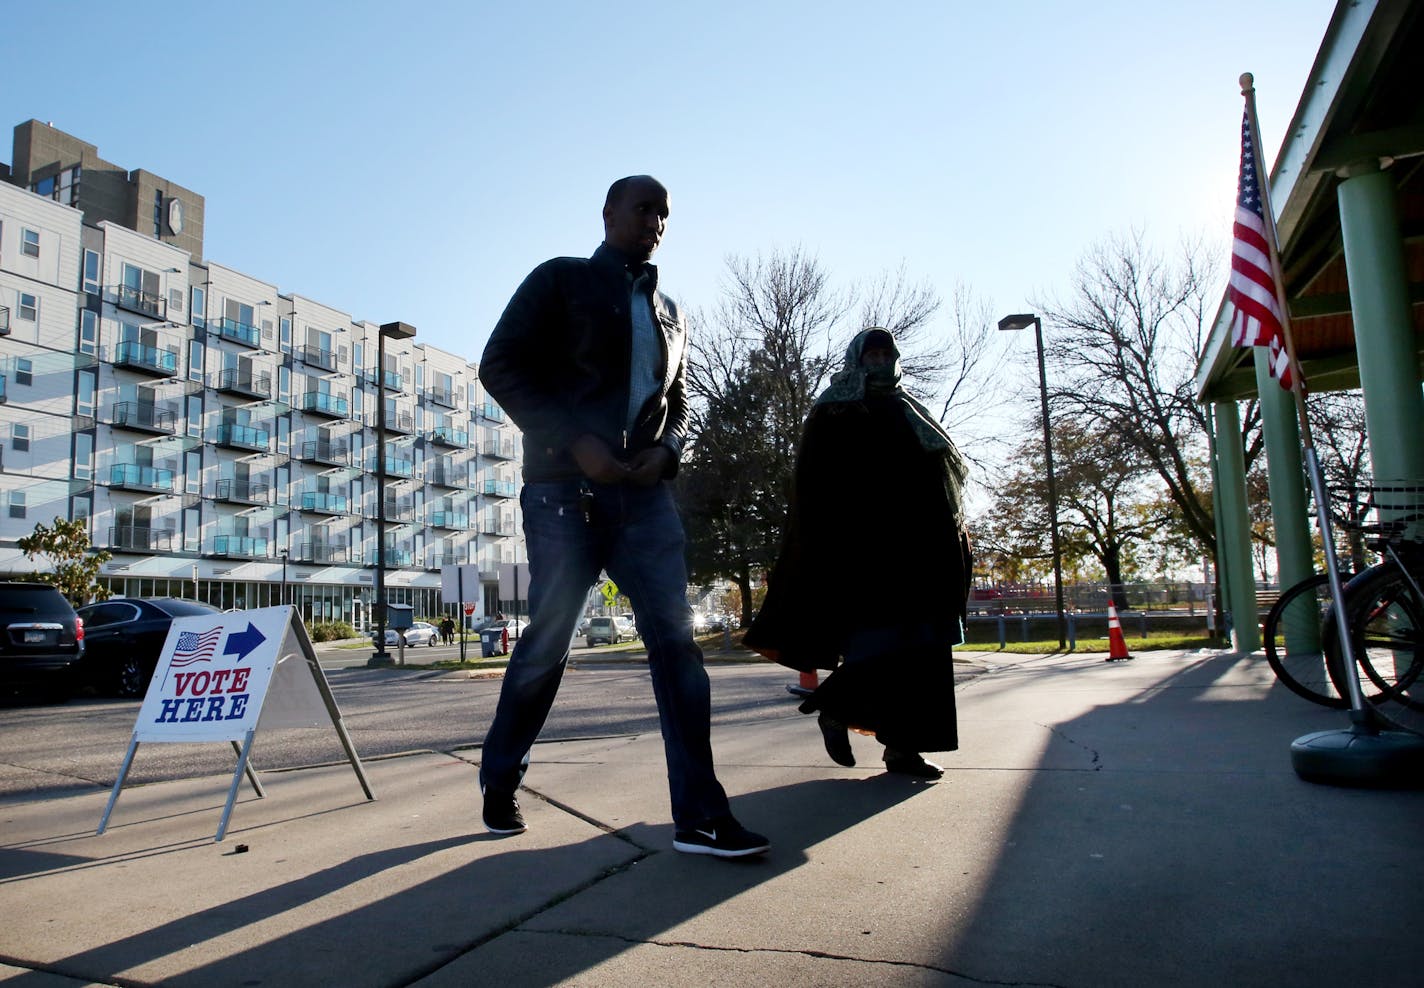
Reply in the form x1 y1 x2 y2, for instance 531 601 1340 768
0 582 85 700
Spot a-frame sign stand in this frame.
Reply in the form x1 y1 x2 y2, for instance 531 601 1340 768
98 606 374 842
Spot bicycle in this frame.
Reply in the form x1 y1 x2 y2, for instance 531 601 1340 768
1263 482 1424 732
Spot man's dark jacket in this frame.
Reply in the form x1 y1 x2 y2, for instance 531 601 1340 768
479 244 689 483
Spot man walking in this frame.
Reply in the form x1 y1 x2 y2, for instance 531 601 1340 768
476 175 768 858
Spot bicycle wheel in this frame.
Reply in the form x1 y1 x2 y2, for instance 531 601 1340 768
1264 574 1349 708
1338 566 1424 735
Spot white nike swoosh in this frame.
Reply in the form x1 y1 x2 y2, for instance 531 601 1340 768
696 829 717 840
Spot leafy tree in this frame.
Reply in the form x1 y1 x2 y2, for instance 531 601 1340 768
17 517 112 606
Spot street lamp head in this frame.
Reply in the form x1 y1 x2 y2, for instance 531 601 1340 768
997 313 1039 333
380 321 417 340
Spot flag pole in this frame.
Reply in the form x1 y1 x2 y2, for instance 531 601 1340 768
1239 72 1375 725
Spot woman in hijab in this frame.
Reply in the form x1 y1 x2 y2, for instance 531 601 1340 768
745 327 972 778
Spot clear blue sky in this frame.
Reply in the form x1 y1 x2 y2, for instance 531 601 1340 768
6 0 1335 366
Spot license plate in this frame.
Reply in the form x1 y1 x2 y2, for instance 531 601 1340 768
24 630 46 643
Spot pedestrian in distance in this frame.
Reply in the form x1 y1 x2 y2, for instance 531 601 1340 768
745 327 972 778
476 175 769 858
439 616 456 646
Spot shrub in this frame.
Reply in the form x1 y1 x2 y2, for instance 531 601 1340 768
309 620 357 642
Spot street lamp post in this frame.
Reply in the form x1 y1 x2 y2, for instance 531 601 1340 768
998 313 1067 649
279 548 288 607
368 321 416 668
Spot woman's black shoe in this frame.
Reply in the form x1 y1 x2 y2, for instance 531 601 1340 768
883 749 943 779
818 713 855 766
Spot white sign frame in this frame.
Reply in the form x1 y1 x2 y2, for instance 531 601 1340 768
97 606 375 842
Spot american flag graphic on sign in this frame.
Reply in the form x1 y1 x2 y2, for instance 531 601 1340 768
1228 107 1294 390
172 627 223 667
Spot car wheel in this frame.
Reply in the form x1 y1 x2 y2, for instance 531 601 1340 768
114 657 147 699
429 636 438 647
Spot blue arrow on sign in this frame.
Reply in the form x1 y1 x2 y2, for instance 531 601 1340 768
224 622 266 662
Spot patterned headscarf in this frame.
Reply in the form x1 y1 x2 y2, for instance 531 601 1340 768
815 327 970 523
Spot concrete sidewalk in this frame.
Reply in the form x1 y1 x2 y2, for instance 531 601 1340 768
2 648 1420 987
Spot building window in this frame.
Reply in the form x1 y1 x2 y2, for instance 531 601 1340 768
9 491 26 519
73 433 93 482
153 190 164 237
15 359 33 386
189 340 204 382
186 450 202 495
12 423 31 452
78 310 98 355
76 368 96 418
186 395 202 438
191 285 206 329
184 506 200 552
83 249 101 294
169 288 183 314
280 317 292 354
19 293 37 321
71 495 92 527
21 229 39 258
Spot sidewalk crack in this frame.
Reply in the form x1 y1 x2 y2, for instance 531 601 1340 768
1038 723 1102 770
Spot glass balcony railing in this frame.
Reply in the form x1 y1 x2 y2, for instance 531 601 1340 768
105 526 173 551
113 339 180 376
300 491 349 514
211 534 270 558
215 478 272 504
298 439 349 466
217 422 272 451
369 456 415 478
427 385 457 407
430 511 469 529
116 284 165 318
216 368 272 399
481 439 516 459
299 542 349 564
479 402 506 422
301 391 350 417
430 425 468 447
482 479 518 497
109 401 177 434
297 344 338 371
108 463 175 492
216 316 261 348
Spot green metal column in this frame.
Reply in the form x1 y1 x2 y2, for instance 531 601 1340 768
1338 165 1424 488
1255 362 1316 651
1214 400 1259 652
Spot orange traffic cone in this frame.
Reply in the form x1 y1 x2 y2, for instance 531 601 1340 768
786 669 819 698
1105 600 1133 662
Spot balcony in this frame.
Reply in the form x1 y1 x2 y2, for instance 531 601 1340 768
381 410 414 435
481 438 517 459
108 463 175 493
427 552 461 569
298 541 349 564
380 500 415 523
215 478 272 505
427 385 456 408
216 368 272 400
210 534 270 559
379 547 414 567
0 305 9 335
426 463 462 488
0 373 6 404
105 526 174 552
216 422 272 452
429 425 468 448
300 391 349 418
480 517 516 536
297 344 338 372
113 340 180 378
300 490 349 515
369 455 415 479
297 439 349 467
481 479 518 498
215 316 261 348
109 401 178 435
115 284 165 319
429 511 469 530
479 402 505 423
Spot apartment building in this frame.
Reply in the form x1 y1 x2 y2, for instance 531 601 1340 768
0 121 522 628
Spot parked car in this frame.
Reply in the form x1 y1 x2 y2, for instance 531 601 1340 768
479 618 528 656
76 597 221 698
584 615 637 647
1 582 85 701
371 621 441 648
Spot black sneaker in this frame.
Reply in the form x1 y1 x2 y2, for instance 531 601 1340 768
883 749 944 779
818 712 855 767
482 789 526 835
672 815 770 858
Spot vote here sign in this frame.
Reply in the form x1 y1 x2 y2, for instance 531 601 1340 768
134 608 291 743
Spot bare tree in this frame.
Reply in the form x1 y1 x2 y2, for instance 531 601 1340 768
1039 231 1260 558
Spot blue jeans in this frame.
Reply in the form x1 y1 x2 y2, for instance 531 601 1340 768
479 479 730 829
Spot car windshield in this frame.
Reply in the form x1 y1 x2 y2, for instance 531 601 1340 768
153 599 223 616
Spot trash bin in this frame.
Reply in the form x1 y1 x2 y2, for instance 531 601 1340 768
480 630 497 657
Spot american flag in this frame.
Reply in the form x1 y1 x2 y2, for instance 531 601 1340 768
171 627 222 667
1228 107 1295 390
